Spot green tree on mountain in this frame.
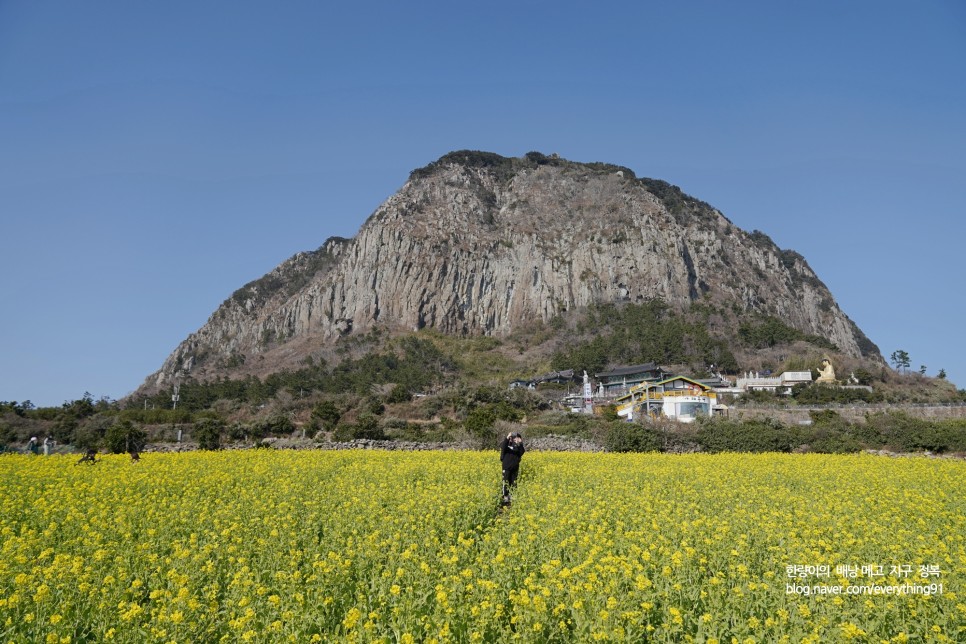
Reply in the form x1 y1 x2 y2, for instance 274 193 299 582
890 350 911 374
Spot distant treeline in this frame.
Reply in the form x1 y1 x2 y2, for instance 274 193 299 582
4 395 964 457
547 300 845 378
603 410 966 455
131 336 453 412
550 300 740 375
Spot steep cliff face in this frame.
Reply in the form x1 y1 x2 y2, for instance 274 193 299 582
143 151 879 390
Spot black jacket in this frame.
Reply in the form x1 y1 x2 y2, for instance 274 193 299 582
500 437 525 470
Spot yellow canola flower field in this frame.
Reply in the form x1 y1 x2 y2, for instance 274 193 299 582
0 450 963 643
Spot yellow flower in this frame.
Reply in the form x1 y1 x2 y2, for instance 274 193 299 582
0 449 961 642
840 622 866 639
342 607 362 630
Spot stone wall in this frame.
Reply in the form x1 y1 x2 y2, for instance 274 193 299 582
142 433 605 453
727 403 966 425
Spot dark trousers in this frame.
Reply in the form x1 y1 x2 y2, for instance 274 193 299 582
502 465 519 488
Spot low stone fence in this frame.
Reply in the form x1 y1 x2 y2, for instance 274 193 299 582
142 434 605 453
285 434 604 453
727 403 966 425
526 435 605 452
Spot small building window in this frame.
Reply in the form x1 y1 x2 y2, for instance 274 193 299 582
677 402 710 417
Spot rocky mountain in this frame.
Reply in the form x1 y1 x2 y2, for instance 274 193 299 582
140 150 880 392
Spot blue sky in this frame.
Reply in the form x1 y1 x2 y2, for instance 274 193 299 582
1 1 964 407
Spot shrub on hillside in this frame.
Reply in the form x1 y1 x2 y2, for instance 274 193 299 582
118 408 193 425
365 398 386 416
790 409 863 454
253 414 296 437
550 301 738 376
794 427 863 453
604 421 663 453
0 423 15 451
933 418 966 452
104 419 146 454
331 424 353 442
310 400 342 432
226 422 248 442
531 411 597 438
194 418 226 450
696 417 794 453
863 411 965 453
738 316 837 351
386 384 411 404
464 403 523 448
70 415 116 451
352 414 387 441
658 420 701 453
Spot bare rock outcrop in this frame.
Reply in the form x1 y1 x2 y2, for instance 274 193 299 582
142 151 879 391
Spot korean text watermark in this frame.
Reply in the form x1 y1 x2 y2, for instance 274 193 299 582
784 563 944 597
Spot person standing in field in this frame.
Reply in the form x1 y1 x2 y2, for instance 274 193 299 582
499 432 525 504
